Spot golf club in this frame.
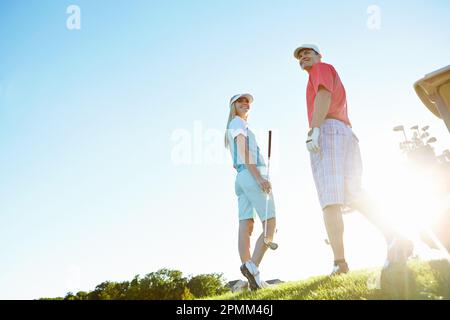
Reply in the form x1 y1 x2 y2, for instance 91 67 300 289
427 137 437 144
411 125 420 137
443 149 450 160
412 131 421 146
411 125 425 149
394 125 412 152
264 130 278 250
393 125 408 143
419 132 429 146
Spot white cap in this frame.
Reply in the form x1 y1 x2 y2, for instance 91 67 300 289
229 93 254 108
293 44 321 59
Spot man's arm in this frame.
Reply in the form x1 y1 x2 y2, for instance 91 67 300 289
310 85 332 128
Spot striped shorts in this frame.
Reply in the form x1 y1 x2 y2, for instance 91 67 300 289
310 119 364 210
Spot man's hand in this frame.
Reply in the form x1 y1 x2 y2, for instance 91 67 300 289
306 127 320 153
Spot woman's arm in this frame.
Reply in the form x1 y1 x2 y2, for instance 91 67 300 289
235 134 271 193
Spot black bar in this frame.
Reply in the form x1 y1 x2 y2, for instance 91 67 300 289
0 299 438 318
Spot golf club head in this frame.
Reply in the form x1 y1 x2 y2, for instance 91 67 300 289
422 125 429 131
393 125 404 131
410 125 419 130
427 137 437 144
443 150 450 160
264 239 278 250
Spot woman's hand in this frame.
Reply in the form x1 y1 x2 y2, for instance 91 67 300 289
257 178 272 194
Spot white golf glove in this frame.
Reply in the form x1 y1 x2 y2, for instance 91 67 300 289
306 127 320 153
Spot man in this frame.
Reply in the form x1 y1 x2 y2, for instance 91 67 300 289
293 44 412 274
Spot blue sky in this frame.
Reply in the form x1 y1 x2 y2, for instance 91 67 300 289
0 0 449 299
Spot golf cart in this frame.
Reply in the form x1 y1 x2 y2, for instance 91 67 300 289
413 65 450 251
381 67 450 296
414 65 450 133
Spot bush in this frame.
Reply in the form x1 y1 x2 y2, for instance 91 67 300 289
53 268 227 300
188 273 230 298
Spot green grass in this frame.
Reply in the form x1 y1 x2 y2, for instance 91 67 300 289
207 259 450 300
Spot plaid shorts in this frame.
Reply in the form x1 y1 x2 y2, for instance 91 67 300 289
310 119 364 210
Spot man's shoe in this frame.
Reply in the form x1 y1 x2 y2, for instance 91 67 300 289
386 237 414 267
240 261 262 291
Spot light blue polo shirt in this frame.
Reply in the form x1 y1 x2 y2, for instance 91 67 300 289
227 116 266 172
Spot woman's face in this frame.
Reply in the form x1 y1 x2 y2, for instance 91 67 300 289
235 97 250 119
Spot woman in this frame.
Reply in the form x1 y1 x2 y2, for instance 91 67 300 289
224 93 277 290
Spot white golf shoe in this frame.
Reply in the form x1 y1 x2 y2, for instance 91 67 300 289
240 261 263 291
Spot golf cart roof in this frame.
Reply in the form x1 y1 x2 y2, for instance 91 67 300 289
414 65 450 133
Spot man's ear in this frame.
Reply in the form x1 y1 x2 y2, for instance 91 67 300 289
318 53 323 60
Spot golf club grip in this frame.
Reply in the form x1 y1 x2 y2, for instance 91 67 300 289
268 130 272 159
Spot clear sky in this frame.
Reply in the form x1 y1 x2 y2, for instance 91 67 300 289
0 0 449 299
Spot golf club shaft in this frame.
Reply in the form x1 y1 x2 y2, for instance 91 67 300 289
268 130 272 159
402 129 408 143
264 131 272 240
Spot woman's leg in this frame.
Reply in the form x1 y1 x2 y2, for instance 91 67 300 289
251 218 276 266
238 219 254 264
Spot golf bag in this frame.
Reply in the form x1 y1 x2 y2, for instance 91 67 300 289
394 125 450 252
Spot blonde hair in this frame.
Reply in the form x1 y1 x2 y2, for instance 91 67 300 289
224 99 250 148
224 102 238 149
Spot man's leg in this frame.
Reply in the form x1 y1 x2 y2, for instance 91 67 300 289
352 194 414 263
323 204 345 262
310 120 349 273
349 192 395 244
344 131 412 264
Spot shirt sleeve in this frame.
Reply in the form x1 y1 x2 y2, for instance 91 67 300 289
309 63 334 94
228 117 247 140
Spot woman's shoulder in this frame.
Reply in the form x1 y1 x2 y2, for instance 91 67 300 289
229 116 247 128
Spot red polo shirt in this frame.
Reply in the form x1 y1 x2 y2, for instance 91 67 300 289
306 62 352 127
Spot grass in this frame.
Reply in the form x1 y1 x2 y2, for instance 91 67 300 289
207 259 450 300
